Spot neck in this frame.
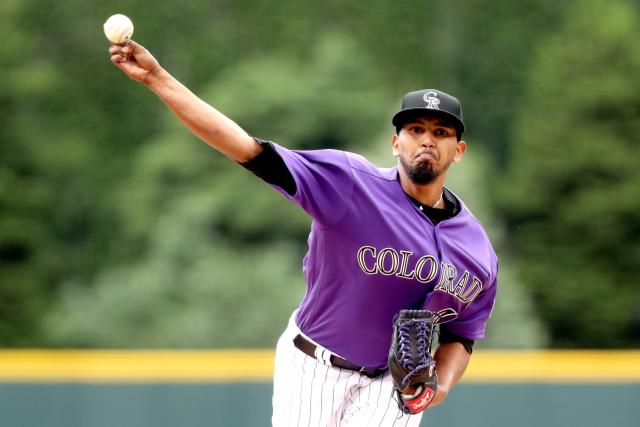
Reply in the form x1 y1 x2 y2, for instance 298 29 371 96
398 168 446 208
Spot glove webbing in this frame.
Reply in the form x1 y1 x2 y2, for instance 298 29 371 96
397 318 436 389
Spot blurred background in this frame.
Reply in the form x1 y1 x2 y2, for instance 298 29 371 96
0 0 639 425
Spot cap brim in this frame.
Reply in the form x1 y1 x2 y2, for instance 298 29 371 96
392 108 465 135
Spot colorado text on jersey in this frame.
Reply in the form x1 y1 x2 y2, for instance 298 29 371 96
356 245 484 304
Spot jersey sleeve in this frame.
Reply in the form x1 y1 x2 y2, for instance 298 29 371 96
439 270 498 341
257 140 355 227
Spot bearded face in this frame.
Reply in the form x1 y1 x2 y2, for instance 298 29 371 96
392 116 465 185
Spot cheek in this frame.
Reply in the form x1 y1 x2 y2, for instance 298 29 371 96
395 143 410 159
441 145 458 164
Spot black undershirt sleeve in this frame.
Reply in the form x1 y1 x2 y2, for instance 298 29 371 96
240 140 297 196
439 329 475 354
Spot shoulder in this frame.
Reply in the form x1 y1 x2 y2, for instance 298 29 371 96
443 192 499 272
446 191 495 243
272 143 349 165
342 151 398 181
273 143 398 181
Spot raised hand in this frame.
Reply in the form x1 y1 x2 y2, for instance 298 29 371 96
109 40 161 85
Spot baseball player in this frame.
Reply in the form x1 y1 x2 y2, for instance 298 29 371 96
109 41 498 426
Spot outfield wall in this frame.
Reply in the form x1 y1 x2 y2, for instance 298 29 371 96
1 350 638 427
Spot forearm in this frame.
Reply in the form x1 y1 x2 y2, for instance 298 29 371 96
431 341 471 406
145 68 262 163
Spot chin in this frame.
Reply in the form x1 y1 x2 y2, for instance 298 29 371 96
399 157 438 184
408 168 438 184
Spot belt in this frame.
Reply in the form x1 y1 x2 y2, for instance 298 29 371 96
293 334 386 378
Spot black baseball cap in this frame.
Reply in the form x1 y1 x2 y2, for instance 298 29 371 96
392 89 465 140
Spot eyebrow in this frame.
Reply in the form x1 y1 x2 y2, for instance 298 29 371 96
407 118 456 129
432 119 456 129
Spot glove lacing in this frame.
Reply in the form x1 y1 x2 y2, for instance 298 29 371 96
397 318 435 389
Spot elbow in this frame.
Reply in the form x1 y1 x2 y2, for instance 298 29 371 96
206 133 263 163
234 139 264 163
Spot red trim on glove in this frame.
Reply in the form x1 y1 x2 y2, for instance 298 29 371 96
405 387 435 414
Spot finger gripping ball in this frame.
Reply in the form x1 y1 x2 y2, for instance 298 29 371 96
103 14 134 44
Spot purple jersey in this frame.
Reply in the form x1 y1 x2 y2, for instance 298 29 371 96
268 142 498 369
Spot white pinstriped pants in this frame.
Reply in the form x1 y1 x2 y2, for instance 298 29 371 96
272 313 423 427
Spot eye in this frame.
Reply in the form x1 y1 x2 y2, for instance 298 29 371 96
434 128 451 137
410 126 424 134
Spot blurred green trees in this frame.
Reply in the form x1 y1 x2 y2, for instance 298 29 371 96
500 0 640 347
42 33 391 347
0 0 638 348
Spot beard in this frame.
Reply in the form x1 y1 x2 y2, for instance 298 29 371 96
399 155 439 184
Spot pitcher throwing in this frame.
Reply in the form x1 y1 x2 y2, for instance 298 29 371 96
109 40 498 426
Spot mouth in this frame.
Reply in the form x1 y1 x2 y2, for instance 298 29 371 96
415 151 437 162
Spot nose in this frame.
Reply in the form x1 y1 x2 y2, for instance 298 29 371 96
420 131 437 147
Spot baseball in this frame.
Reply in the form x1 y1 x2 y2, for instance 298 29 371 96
103 14 134 44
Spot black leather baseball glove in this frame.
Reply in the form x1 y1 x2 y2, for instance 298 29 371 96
388 309 438 414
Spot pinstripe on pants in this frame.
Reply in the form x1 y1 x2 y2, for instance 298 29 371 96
272 314 423 427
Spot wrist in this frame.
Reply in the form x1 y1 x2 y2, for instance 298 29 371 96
430 385 449 407
144 66 169 89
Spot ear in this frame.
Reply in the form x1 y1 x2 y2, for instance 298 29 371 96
391 134 400 157
453 140 467 163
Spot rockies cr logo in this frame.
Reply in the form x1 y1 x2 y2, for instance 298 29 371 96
422 91 440 109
